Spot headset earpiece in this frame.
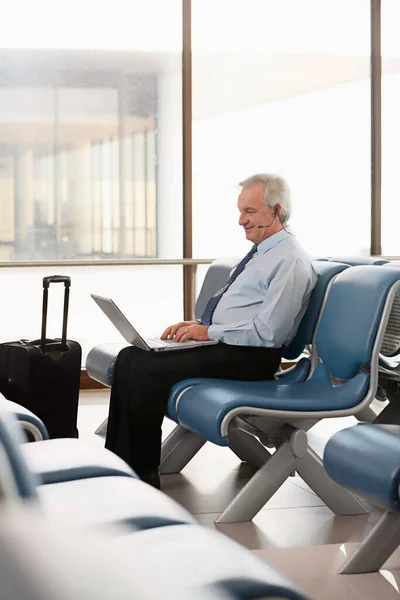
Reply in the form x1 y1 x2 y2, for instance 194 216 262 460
273 206 279 216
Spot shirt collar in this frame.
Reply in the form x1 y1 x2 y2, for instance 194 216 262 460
256 229 290 255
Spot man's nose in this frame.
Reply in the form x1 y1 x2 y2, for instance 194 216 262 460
238 213 247 225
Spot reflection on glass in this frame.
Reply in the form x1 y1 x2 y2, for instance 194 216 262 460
0 0 181 261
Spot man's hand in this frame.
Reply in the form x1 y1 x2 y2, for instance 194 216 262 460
161 320 210 343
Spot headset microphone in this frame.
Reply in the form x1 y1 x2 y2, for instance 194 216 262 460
257 205 293 235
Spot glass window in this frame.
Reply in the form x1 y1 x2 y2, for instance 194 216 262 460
192 0 371 259
381 0 400 256
0 0 182 261
0 265 184 364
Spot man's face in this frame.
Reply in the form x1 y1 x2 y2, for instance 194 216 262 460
237 183 278 245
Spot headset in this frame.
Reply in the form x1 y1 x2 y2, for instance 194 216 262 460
258 205 280 229
257 205 292 235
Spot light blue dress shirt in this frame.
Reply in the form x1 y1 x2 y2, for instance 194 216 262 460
208 230 317 348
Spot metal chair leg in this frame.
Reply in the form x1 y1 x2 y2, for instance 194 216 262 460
160 424 206 474
297 446 368 515
340 512 400 573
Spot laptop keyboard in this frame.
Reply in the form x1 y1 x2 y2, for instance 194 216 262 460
146 337 191 347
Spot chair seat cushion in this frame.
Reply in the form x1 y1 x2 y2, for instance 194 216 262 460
167 357 311 423
107 524 308 600
324 423 400 512
275 357 311 384
176 364 370 445
38 476 196 530
3 398 49 441
86 342 128 386
21 438 137 485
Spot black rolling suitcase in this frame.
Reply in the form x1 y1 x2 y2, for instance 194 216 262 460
0 275 82 438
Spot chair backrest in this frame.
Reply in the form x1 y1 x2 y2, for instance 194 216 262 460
329 255 388 266
0 405 38 503
195 257 239 320
316 266 400 380
283 261 349 360
380 263 400 358
0 508 309 600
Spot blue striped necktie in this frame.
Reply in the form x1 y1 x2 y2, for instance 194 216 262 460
201 245 257 326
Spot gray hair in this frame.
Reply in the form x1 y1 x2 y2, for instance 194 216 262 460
239 173 291 225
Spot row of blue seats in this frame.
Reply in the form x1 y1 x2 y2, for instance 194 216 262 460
0 401 309 600
270 250 400 577
159 264 400 523
86 259 400 523
317 250 400 574
6 389 400 578
6 255 400 579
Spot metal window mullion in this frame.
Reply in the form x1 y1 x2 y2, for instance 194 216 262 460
144 127 149 256
182 0 194 319
118 78 126 258
110 136 115 254
371 0 382 255
99 142 104 254
131 133 136 256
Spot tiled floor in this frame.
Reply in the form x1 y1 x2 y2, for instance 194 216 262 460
78 390 399 600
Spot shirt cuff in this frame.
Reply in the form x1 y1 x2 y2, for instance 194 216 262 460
207 325 224 341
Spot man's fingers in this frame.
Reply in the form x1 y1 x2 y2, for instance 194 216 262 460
161 326 172 340
161 324 177 340
175 325 190 342
170 324 184 339
161 322 187 340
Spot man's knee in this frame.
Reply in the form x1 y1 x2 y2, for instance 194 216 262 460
115 345 145 371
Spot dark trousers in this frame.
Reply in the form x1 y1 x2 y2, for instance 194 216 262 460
105 342 283 474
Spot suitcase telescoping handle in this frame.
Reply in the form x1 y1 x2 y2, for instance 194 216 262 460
41 275 71 350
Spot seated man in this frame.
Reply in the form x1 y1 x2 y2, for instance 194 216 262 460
105 173 317 488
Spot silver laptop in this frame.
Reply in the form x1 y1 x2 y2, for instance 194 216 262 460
91 294 219 352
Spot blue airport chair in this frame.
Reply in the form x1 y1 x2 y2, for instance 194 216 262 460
0 405 195 531
366 261 400 424
317 258 400 424
104 523 312 600
2 392 137 485
163 266 400 523
335 261 400 423
167 260 349 420
20 437 137 485
0 405 310 600
161 260 349 474
324 423 400 574
0 508 311 600
0 408 39 503
2 397 49 441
